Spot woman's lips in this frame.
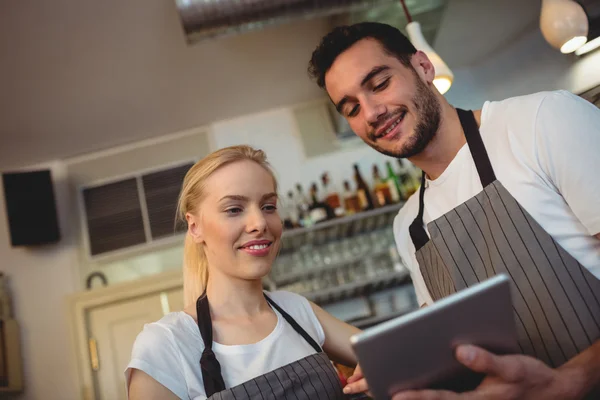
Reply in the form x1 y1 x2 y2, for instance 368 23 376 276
239 242 273 257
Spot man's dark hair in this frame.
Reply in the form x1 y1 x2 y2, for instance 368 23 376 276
308 22 417 89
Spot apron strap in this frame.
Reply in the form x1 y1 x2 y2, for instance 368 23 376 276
409 172 429 251
196 292 323 397
457 108 496 187
196 294 226 397
264 293 323 353
409 108 496 250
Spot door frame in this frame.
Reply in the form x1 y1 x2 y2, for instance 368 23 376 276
67 269 183 400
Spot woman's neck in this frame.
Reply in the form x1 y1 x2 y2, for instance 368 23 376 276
204 272 270 320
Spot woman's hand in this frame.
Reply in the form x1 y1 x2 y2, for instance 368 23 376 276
343 364 371 396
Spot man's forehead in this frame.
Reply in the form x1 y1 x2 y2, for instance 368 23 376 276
324 39 393 97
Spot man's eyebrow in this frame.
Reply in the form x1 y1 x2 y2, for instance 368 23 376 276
334 65 390 113
335 96 349 113
361 65 390 86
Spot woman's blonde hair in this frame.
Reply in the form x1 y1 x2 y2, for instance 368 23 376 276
176 145 278 307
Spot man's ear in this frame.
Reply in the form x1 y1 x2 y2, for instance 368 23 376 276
186 212 204 244
411 50 436 85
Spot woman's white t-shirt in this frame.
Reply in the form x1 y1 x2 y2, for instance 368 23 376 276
125 291 325 400
393 90 600 306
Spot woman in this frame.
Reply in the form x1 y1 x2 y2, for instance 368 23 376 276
126 145 369 399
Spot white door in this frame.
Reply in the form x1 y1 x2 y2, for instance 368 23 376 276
88 287 184 400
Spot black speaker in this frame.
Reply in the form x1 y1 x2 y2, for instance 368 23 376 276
2 170 61 246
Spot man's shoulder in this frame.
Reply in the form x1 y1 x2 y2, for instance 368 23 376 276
484 90 576 119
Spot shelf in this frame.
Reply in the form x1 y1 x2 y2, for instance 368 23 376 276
302 270 411 305
350 309 412 329
282 203 403 238
280 203 403 252
272 247 389 286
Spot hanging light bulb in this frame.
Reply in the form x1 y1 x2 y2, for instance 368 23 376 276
399 0 453 94
540 0 588 54
406 21 454 94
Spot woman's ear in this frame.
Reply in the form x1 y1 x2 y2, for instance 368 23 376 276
186 212 204 244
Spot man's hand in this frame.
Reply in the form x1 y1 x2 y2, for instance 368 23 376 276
343 364 371 396
392 345 579 400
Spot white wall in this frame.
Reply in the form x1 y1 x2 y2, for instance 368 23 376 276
445 28 600 109
0 162 80 400
211 106 396 198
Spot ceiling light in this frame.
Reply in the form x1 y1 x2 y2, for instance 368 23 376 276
575 36 600 55
400 0 454 94
540 0 589 54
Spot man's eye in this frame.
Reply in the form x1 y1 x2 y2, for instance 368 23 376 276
374 78 390 91
347 105 360 117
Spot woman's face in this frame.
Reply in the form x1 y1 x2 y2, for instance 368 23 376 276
187 160 282 283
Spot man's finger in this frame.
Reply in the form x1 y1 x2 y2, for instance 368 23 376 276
455 345 523 383
342 378 369 395
346 370 363 384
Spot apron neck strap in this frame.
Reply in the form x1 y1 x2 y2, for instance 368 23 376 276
196 292 322 397
264 294 322 353
457 108 496 187
409 172 429 251
409 108 496 250
196 294 226 397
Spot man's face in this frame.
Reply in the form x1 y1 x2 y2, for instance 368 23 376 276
324 38 441 158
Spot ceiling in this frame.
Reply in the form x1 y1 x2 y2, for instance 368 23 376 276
0 0 541 170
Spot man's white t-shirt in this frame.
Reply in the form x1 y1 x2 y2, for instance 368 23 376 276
125 291 325 400
393 90 600 307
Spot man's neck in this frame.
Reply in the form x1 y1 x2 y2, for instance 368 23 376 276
408 98 482 181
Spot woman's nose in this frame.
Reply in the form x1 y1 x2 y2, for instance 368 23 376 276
246 207 267 233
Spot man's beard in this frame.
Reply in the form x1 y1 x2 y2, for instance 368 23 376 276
368 72 441 159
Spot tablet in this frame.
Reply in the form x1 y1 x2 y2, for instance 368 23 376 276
350 274 519 400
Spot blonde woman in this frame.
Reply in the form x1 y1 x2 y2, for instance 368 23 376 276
126 146 369 400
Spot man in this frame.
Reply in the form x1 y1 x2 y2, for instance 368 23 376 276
308 22 600 399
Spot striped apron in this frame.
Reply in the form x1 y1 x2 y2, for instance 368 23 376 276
195 293 346 400
409 108 600 369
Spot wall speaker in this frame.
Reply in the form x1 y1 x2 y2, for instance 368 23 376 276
2 170 61 246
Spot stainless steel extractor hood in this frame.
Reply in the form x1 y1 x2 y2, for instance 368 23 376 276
175 0 392 43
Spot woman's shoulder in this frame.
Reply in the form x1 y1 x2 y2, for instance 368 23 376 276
265 290 325 345
133 312 199 352
265 290 312 310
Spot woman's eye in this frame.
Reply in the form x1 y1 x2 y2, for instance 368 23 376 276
263 204 277 212
225 207 243 215
374 78 390 91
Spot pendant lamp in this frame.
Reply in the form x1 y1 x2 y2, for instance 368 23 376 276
540 0 588 54
400 0 453 94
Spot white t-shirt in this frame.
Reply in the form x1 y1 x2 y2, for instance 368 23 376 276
393 90 600 307
125 291 325 400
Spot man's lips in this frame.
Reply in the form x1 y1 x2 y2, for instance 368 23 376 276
374 110 408 140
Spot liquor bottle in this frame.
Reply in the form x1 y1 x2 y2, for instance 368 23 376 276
342 180 361 215
353 164 375 211
396 159 419 199
372 164 394 207
308 183 333 223
321 173 345 217
283 191 300 229
385 161 404 202
295 183 312 227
